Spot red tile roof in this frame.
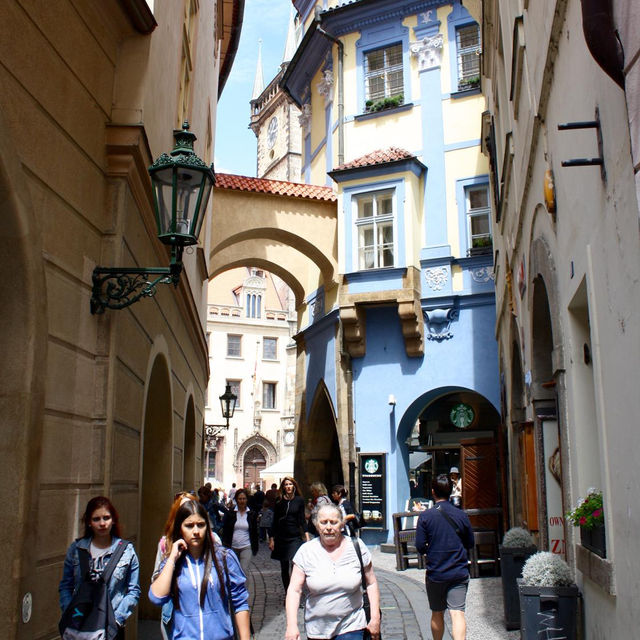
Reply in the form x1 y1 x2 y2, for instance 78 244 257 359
215 173 337 202
333 147 416 172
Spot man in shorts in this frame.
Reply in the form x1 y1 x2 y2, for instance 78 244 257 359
415 474 475 640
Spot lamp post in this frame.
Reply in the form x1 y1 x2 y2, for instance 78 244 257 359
205 384 238 439
90 122 215 314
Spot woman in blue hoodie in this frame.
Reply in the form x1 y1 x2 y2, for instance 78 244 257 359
149 500 251 640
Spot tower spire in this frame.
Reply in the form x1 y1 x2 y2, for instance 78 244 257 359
282 5 297 65
251 39 264 101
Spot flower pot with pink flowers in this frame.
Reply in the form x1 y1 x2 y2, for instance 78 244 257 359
566 488 606 558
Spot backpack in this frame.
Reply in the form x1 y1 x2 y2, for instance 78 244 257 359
59 540 130 640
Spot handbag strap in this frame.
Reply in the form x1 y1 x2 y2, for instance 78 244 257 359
350 535 367 593
435 504 464 543
78 540 129 584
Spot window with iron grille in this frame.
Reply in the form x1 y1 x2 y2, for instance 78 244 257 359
227 334 241 357
456 24 481 90
466 184 492 253
355 190 395 270
263 382 276 410
263 337 277 360
364 44 403 104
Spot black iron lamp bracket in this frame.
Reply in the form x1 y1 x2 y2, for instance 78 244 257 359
205 424 229 439
91 246 184 314
557 107 606 182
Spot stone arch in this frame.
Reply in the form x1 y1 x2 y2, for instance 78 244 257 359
235 434 278 469
138 352 173 620
296 380 342 496
183 394 197 491
0 110 48 637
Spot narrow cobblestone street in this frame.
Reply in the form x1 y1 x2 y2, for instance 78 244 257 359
139 542 519 640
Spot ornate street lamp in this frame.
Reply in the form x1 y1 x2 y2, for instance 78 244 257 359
205 384 238 439
91 122 215 314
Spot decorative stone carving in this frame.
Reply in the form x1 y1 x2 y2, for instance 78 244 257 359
471 266 495 283
424 307 458 341
317 70 334 105
424 266 448 291
298 103 312 135
410 33 444 71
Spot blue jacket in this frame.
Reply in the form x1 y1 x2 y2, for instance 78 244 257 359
148 548 249 640
59 536 141 625
415 501 474 583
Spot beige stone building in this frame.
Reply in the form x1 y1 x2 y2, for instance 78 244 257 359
482 0 640 634
0 1 242 638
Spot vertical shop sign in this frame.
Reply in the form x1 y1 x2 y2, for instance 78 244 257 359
359 453 386 529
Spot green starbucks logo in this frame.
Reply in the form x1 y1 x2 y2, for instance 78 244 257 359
450 403 474 429
364 458 379 474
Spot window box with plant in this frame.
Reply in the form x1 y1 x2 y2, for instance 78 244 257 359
458 75 480 92
566 488 605 558
364 94 404 114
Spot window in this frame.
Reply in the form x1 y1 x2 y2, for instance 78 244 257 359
355 190 395 269
227 334 242 357
466 184 492 253
246 293 262 318
263 337 277 360
364 44 403 104
226 379 241 409
456 24 481 91
263 382 276 410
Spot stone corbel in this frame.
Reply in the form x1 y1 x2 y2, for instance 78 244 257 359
424 307 458 341
340 305 366 358
298 103 312 136
317 69 334 106
398 298 424 357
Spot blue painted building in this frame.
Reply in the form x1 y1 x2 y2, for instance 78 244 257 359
280 0 502 542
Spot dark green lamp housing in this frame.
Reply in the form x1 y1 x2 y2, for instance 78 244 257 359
149 123 215 246
91 122 214 314
219 384 238 427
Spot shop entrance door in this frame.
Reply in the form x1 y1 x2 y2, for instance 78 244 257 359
461 438 500 532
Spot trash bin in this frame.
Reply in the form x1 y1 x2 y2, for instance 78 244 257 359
499 545 536 630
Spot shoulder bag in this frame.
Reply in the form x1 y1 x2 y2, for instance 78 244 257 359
350 536 381 640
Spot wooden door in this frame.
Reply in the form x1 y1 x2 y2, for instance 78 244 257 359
243 446 266 488
521 421 539 532
461 439 500 531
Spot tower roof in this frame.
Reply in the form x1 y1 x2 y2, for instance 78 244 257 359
251 39 264 101
282 4 297 64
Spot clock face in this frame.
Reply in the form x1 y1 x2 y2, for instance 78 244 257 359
267 117 278 149
284 430 294 445
450 403 474 429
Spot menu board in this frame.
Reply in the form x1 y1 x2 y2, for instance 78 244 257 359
359 453 386 529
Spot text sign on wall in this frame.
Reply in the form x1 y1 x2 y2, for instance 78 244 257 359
542 419 566 557
359 453 386 529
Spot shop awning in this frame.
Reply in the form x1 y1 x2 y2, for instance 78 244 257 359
259 454 294 478
409 451 432 469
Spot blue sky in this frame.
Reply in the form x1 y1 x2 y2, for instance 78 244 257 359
215 0 293 177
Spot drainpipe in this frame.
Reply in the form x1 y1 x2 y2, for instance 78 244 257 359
581 0 624 89
316 22 345 166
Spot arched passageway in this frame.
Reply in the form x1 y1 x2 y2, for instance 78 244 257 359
138 354 173 621
183 396 197 491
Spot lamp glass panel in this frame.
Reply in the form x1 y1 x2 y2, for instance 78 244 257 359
152 167 175 236
193 176 213 239
175 167 203 236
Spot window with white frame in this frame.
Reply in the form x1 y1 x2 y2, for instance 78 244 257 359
263 382 276 410
226 379 241 409
263 337 277 360
227 334 242 357
456 23 481 90
364 43 404 106
466 184 492 252
355 189 395 270
245 293 262 318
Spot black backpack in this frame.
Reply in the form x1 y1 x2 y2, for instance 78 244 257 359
59 540 130 640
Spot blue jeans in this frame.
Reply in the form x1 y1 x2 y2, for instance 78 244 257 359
308 631 364 640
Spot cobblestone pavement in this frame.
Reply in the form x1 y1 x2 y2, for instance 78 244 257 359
139 541 520 640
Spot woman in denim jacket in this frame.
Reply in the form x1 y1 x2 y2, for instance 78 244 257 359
59 496 141 639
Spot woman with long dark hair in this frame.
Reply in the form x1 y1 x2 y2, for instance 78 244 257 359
149 500 251 640
59 496 140 640
221 487 259 576
269 476 310 591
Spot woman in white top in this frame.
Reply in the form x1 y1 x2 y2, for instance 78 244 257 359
285 503 381 640
221 488 259 576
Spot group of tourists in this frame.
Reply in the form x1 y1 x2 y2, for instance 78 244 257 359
57 472 472 640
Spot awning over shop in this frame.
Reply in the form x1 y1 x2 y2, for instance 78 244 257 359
259 454 294 478
409 451 432 469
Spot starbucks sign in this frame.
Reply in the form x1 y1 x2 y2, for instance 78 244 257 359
359 453 386 529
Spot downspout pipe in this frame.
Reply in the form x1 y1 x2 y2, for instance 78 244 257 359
316 21 345 166
581 0 624 89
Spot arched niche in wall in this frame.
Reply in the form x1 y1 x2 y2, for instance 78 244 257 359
183 395 197 491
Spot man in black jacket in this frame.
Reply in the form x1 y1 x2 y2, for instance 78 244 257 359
415 474 474 640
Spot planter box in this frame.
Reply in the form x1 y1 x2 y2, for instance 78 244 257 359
580 524 606 558
499 545 537 630
518 581 580 640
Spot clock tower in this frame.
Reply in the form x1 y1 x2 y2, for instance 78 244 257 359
249 8 302 181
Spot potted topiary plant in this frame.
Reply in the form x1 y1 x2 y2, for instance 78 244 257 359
566 488 605 557
499 527 537 630
518 552 580 640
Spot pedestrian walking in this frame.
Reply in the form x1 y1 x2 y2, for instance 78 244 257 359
149 500 251 640
268 476 309 592
59 496 140 640
221 487 259 576
415 474 474 640
331 484 361 537
284 503 381 640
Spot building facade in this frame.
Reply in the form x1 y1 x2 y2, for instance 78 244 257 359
0 1 242 637
204 267 297 491
279 0 502 542
482 0 640 635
